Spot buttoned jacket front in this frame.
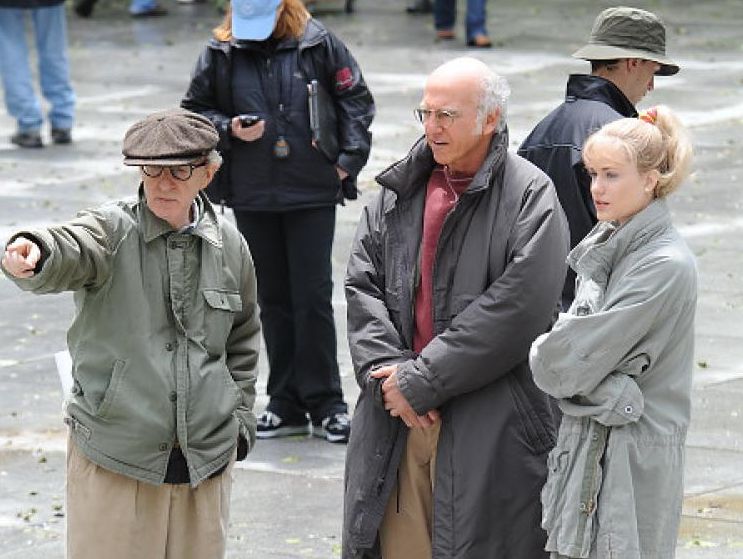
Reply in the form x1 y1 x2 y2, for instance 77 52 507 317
5 190 260 486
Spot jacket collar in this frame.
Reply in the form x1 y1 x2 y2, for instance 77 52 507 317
375 128 510 201
139 187 222 248
566 74 638 118
569 199 673 283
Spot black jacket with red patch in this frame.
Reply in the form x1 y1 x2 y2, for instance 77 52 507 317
181 19 375 210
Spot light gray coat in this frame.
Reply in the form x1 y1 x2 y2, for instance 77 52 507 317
530 199 697 559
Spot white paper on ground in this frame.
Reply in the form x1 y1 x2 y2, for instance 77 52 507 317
54 350 73 397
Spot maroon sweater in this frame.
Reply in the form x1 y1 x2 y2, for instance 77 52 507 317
413 166 473 353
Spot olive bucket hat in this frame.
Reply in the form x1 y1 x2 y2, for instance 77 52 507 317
572 6 679 76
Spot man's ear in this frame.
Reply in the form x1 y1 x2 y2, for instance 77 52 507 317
200 162 220 189
483 107 501 135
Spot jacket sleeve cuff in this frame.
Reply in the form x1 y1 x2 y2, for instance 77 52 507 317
235 414 255 458
396 360 436 415
367 358 412 411
3 230 55 291
558 374 644 426
606 376 644 424
338 151 364 178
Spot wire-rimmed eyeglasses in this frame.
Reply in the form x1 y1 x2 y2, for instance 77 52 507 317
413 108 461 129
141 160 208 181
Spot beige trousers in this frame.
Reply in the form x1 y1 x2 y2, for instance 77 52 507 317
66 438 233 559
379 421 441 559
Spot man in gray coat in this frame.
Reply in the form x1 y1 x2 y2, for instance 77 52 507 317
343 57 570 558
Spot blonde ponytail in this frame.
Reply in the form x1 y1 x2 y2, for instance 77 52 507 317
652 106 693 197
584 105 693 198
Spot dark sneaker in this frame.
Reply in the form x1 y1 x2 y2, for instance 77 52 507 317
11 130 43 148
51 129 72 145
74 0 97 18
313 412 351 443
256 411 311 439
406 0 432 13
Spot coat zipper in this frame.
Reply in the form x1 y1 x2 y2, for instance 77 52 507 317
429 193 463 332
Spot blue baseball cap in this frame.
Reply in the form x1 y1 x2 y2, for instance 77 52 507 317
232 0 282 41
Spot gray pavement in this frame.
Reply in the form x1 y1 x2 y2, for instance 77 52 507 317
1 0 742 557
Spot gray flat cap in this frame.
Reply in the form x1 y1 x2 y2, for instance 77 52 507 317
572 6 679 76
122 108 219 166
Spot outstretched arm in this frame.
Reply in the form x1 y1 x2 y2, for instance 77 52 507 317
1 208 114 294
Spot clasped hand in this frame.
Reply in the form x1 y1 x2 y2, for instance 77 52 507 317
371 364 439 429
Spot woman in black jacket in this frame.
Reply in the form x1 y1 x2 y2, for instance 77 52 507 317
182 0 374 443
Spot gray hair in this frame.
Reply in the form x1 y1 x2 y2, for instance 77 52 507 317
475 72 510 133
206 149 223 165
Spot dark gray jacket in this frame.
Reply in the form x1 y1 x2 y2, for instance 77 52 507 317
343 131 570 558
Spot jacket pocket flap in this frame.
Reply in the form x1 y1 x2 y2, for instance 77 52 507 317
203 289 243 312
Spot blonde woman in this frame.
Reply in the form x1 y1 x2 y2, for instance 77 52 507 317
530 106 696 559
182 0 375 443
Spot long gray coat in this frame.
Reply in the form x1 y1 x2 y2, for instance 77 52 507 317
343 131 570 558
530 200 697 558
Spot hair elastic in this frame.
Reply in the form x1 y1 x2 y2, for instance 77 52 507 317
639 107 658 125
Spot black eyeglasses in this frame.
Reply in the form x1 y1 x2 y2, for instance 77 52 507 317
413 108 461 129
141 160 208 181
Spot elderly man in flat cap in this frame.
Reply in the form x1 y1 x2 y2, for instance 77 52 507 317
1 108 260 559
519 6 679 309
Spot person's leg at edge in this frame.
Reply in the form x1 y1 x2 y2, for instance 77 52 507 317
0 9 43 133
283 206 347 424
433 0 456 38
379 422 441 558
32 5 76 134
233 210 307 427
465 0 490 46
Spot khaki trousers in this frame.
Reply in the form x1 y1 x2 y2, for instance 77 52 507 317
66 438 233 559
379 421 441 559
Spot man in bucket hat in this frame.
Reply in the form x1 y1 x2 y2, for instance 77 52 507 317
1 108 261 559
519 6 679 309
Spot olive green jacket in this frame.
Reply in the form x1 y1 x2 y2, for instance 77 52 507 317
4 190 260 486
